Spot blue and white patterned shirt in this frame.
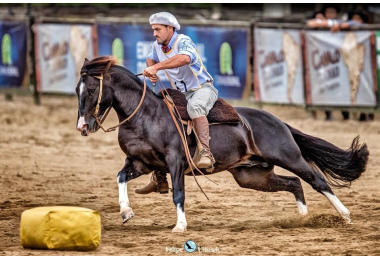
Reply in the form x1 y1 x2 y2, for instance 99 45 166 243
148 31 213 91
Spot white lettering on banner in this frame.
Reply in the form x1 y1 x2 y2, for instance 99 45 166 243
262 64 284 81
214 75 240 87
0 66 19 77
316 66 340 83
136 41 153 60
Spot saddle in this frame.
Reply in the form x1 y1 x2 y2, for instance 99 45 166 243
160 89 241 124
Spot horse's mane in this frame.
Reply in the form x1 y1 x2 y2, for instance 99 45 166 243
80 56 145 85
80 56 119 77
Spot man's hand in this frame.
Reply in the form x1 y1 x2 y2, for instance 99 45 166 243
143 65 158 78
149 74 159 83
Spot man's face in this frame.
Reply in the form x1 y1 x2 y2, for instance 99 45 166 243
324 7 338 19
151 24 173 45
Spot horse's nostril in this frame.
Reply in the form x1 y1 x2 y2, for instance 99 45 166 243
81 129 87 136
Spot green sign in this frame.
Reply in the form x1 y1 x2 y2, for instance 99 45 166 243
112 38 124 66
219 42 233 75
2 33 12 65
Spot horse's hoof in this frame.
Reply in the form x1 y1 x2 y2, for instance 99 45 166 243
172 225 187 233
121 207 134 224
296 201 308 215
341 212 352 224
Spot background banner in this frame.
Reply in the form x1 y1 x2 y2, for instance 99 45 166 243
376 31 380 104
0 20 28 88
97 24 248 99
35 24 95 93
305 30 376 107
254 28 304 104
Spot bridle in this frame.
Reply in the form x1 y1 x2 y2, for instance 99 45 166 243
80 71 147 133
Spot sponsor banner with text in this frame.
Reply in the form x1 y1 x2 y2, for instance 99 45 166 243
35 24 96 93
97 24 248 99
254 28 305 105
0 20 28 88
305 30 376 107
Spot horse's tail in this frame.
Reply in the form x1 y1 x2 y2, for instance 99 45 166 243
285 123 369 188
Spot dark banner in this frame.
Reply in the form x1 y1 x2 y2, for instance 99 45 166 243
97 24 248 99
0 20 28 88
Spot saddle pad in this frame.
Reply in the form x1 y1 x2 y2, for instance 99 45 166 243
161 89 241 123
20 206 101 251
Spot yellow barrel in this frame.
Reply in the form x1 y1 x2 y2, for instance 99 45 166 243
20 206 101 251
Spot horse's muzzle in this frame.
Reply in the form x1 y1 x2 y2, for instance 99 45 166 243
80 124 89 136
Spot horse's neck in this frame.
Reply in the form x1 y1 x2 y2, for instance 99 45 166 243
112 75 165 128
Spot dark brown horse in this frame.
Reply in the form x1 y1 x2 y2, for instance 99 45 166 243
76 56 369 232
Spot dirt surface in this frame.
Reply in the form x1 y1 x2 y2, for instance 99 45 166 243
0 95 379 256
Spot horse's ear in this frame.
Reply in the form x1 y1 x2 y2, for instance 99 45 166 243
83 58 90 65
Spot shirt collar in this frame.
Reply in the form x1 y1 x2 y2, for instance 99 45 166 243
160 31 178 49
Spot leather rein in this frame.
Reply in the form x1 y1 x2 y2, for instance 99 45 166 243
81 72 147 133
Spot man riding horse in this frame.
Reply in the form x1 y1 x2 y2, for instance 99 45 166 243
136 12 219 194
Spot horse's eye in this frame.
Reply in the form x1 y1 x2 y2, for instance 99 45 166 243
88 89 95 95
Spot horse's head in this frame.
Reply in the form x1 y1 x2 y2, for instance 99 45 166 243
76 56 117 136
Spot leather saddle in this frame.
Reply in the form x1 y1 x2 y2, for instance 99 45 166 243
159 89 241 124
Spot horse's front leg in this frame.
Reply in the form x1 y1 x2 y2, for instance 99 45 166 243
117 158 150 223
167 154 187 232
117 169 134 223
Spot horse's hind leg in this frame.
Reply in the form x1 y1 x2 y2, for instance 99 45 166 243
229 166 308 215
275 155 351 223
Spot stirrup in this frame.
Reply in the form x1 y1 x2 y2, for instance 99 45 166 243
199 148 215 164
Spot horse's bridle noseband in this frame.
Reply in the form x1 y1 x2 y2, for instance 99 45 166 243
80 72 147 133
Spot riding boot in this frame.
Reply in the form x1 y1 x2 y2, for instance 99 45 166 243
135 171 169 194
193 116 215 169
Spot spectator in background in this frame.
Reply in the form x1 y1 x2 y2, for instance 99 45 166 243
307 4 342 31
331 9 369 32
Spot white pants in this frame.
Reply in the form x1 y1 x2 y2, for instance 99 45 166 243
184 82 218 119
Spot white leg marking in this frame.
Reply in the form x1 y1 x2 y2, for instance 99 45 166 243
323 191 351 223
172 203 187 232
296 201 308 215
117 176 130 210
117 176 134 223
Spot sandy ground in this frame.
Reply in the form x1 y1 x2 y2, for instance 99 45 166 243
0 94 379 256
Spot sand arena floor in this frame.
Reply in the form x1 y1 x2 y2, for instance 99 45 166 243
0 95 379 256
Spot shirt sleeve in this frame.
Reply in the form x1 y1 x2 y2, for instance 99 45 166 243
346 20 362 26
178 37 197 64
148 42 159 62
